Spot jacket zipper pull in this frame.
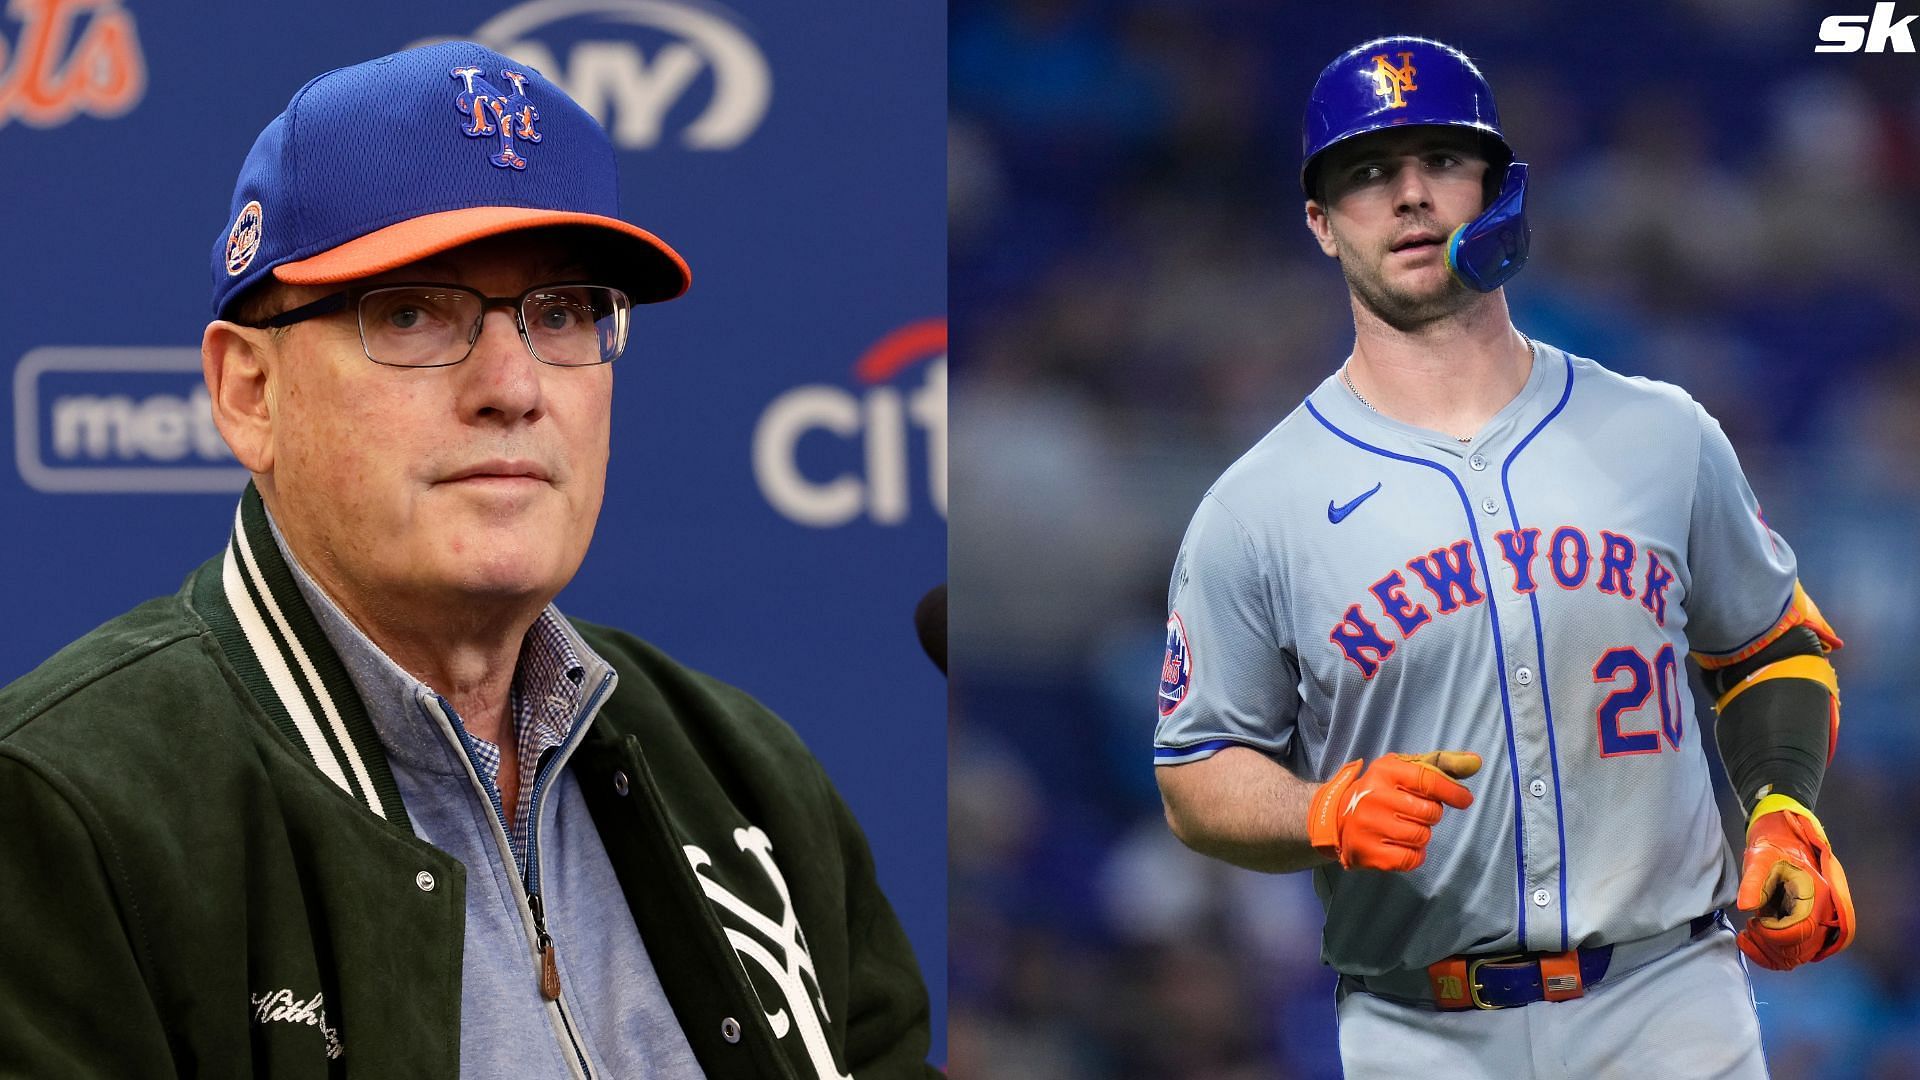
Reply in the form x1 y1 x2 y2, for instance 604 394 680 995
528 892 562 1001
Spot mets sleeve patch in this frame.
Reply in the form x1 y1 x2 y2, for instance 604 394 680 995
1158 612 1192 717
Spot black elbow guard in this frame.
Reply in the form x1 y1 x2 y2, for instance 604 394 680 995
1703 626 1839 814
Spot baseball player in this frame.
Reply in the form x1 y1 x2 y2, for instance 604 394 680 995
1153 37 1852 1078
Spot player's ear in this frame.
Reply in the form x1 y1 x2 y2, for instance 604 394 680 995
202 319 277 475
1305 199 1340 258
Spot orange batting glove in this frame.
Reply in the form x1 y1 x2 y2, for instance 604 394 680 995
1306 751 1481 872
1735 794 1856 971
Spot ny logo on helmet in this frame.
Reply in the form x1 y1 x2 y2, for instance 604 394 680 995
1369 52 1417 108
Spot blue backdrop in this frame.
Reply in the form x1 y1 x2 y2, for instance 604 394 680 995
0 0 945 1062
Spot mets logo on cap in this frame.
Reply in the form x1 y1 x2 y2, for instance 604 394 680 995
225 201 263 277
452 66 543 169
1159 613 1192 717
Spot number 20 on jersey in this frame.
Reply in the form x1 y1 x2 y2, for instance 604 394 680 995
1592 643 1684 756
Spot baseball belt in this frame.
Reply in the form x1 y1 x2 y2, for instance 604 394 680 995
1341 911 1723 1011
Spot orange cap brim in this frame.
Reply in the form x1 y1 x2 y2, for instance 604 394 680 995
273 207 690 302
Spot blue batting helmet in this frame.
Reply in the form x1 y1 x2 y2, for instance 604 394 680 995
1301 36 1530 291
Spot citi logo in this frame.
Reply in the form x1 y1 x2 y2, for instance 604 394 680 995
420 0 771 150
752 320 946 529
1818 3 1917 51
13 348 246 494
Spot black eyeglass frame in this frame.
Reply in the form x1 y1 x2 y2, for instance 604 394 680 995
233 280 632 369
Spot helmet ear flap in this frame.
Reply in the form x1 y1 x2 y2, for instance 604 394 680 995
1447 161 1530 292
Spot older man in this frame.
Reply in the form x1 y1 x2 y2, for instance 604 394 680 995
0 42 933 1079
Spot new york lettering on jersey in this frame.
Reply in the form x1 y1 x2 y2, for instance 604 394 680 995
1154 346 1796 970
1327 524 1678 680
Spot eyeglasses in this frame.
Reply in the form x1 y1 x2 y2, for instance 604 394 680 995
239 282 632 368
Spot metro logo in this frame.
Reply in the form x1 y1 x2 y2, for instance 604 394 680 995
14 348 246 494
0 0 146 130
753 320 946 529
424 0 771 150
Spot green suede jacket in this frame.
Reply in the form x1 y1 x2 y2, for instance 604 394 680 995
0 486 935 1079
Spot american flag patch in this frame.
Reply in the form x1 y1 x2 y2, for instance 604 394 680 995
1545 974 1581 993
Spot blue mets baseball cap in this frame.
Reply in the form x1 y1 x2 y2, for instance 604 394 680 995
210 41 690 320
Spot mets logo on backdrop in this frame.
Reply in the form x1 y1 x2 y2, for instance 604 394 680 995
753 320 945 529
1159 613 1192 717
453 66 544 168
1370 51 1417 108
413 0 770 151
14 347 247 494
0 0 148 130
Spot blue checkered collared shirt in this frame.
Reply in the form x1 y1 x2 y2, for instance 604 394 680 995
455 612 587 866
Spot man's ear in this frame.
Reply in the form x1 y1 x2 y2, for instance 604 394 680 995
1305 199 1340 258
202 321 276 475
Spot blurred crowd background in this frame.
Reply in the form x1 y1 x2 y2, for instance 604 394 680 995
948 1 1920 1076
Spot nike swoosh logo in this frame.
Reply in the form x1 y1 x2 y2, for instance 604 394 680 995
1328 482 1383 524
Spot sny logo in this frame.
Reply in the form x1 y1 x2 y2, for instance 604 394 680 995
1370 51 1417 108
453 67 543 169
1818 2 1917 51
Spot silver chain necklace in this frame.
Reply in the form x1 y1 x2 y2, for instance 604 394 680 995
1342 339 1536 445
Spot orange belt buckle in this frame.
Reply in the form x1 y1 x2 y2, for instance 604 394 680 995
1426 957 1472 1010
1538 950 1585 1002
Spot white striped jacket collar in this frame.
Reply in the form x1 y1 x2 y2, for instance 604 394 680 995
192 483 410 828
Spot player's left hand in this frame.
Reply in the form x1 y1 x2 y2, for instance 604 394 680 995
1734 795 1856 971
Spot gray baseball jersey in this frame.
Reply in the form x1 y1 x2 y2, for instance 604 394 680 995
1153 343 1800 975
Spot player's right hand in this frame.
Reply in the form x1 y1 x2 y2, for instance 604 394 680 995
1307 751 1481 872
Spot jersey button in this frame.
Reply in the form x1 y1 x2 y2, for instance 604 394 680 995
1514 666 1534 686
1481 497 1499 514
1533 888 1551 907
1529 779 1547 798
1468 454 1487 471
